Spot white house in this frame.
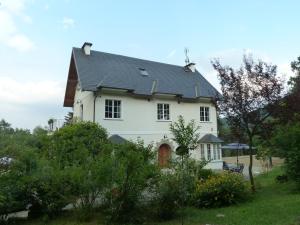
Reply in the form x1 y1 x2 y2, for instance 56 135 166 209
63 42 223 169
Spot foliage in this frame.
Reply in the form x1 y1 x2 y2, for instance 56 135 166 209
193 172 251 208
27 160 72 218
170 115 200 156
272 122 300 186
64 112 74 126
212 55 283 191
150 173 181 220
49 121 108 168
104 141 158 224
67 152 112 221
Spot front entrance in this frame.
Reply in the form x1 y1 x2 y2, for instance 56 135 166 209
158 144 171 168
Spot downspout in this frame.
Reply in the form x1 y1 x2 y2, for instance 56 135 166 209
93 92 98 123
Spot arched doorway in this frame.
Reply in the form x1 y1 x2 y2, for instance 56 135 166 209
158 144 171 168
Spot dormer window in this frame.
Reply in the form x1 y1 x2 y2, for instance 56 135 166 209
138 67 149 76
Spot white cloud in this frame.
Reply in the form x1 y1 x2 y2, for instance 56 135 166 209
1 0 27 14
44 4 50 10
194 48 294 93
0 0 35 52
62 17 75 29
0 76 64 104
167 49 176 58
7 34 35 52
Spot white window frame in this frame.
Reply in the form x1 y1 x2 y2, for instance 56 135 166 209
200 144 205 160
217 144 221 160
213 144 217 160
105 99 122 119
200 106 210 122
157 103 170 121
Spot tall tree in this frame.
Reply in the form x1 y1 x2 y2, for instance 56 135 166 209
271 57 300 124
212 55 283 191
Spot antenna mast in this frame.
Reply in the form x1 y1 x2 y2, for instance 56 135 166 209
184 48 190 65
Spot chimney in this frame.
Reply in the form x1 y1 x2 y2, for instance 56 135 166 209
82 42 93 55
184 62 196 72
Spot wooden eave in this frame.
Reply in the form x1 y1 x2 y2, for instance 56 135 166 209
63 53 78 107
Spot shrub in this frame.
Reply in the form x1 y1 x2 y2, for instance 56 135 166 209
193 172 251 208
151 174 181 220
50 121 108 168
27 160 72 218
197 168 214 180
104 141 158 224
272 123 300 186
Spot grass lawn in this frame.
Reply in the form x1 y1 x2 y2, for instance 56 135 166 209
18 167 300 225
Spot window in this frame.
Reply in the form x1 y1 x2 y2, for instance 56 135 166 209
200 144 205 160
200 106 210 122
157 103 170 120
80 104 83 120
217 144 221 160
105 99 121 119
207 144 211 160
213 144 217 160
138 67 149 76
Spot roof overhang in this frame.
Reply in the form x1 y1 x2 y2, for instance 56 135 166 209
63 53 78 107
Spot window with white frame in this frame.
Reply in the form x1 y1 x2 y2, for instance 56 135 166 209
105 99 121 119
80 104 83 120
217 144 221 160
200 144 205 160
213 144 217 160
200 106 210 122
157 103 170 120
207 144 211 160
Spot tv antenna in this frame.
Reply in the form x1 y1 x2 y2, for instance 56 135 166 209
184 47 190 65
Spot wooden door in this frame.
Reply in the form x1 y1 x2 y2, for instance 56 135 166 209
158 144 171 167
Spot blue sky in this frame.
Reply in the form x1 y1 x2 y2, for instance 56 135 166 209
0 0 299 129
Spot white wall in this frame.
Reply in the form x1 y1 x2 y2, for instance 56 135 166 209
73 89 223 169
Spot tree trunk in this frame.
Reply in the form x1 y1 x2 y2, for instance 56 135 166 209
248 137 255 192
269 156 273 168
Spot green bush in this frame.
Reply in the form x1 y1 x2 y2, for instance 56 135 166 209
193 172 251 208
27 160 72 218
197 168 214 180
151 174 181 220
272 123 300 186
104 141 158 224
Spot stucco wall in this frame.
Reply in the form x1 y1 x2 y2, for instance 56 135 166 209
73 89 223 169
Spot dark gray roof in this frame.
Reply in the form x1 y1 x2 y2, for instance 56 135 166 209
72 48 220 99
199 134 224 143
108 134 127 144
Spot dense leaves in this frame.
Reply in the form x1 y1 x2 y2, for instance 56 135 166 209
193 172 250 208
272 123 300 186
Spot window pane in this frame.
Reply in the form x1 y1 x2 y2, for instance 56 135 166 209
213 144 217 160
158 104 170 120
105 99 121 118
207 144 211 160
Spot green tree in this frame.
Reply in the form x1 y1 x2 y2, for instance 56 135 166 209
106 141 158 224
49 121 108 168
170 115 200 156
272 123 300 185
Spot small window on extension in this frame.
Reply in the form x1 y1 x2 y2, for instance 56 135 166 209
138 67 149 76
